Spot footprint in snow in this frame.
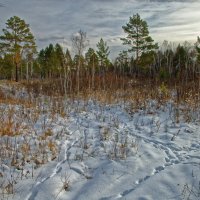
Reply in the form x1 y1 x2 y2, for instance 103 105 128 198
135 175 150 185
135 178 143 185
171 159 180 164
165 157 170 163
151 166 165 175
155 165 165 171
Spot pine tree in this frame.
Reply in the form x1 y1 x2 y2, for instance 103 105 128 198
85 48 98 89
38 49 46 78
0 54 14 79
96 38 110 68
65 49 73 68
196 36 200 64
0 16 36 82
96 38 111 90
115 51 129 73
121 13 158 63
55 43 65 67
85 48 98 69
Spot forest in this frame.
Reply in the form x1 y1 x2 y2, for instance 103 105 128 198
0 14 200 95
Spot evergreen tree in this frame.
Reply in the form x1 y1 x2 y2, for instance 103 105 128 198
38 49 47 78
121 13 158 63
65 49 73 68
115 51 129 73
55 43 64 67
73 54 85 68
0 16 36 81
44 44 57 78
96 38 110 68
85 48 98 69
196 36 200 64
173 44 187 77
0 54 14 79
85 48 99 89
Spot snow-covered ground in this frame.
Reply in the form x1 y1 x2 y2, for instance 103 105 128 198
0 85 200 200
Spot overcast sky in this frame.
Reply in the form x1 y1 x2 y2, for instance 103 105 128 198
0 0 200 58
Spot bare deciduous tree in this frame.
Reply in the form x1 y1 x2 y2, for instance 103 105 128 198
71 30 88 94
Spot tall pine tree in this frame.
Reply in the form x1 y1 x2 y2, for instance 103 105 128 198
96 38 110 68
196 36 200 65
121 13 158 63
0 16 36 81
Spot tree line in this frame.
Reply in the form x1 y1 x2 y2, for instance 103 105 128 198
0 14 200 93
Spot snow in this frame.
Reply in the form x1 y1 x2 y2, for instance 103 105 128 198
0 86 200 200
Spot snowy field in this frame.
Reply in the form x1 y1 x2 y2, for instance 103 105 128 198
0 84 200 200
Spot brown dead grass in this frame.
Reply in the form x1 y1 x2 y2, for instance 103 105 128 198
2 77 200 114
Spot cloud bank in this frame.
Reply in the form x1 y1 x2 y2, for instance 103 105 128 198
0 0 200 57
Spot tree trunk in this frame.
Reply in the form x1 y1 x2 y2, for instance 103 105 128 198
26 62 29 81
31 61 33 78
92 57 95 90
64 66 67 97
77 60 80 95
15 62 18 82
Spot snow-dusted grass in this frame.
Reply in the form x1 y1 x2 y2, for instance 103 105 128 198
0 82 200 200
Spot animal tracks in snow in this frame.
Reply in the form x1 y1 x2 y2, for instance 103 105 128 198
100 124 200 199
8 101 200 200
25 138 78 200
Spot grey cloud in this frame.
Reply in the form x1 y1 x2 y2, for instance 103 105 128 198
93 0 117 1
146 0 196 2
38 35 65 42
0 0 200 58
0 2 5 7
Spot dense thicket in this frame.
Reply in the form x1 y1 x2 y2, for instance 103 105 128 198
0 14 200 95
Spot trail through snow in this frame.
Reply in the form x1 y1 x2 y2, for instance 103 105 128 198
25 137 78 200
